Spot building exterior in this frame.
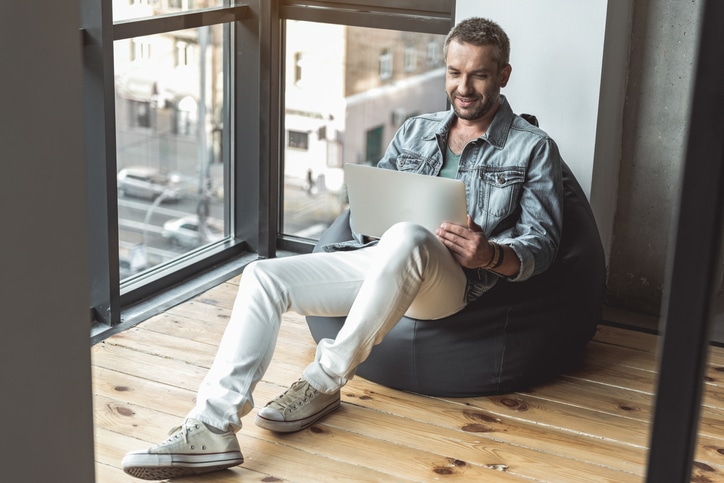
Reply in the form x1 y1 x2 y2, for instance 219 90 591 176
283 20 448 194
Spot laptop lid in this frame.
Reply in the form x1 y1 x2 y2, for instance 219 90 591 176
344 163 468 238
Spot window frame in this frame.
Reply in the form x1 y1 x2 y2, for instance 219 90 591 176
83 2 265 336
83 0 453 337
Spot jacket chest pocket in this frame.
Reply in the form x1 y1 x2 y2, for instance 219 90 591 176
481 168 525 217
395 152 438 175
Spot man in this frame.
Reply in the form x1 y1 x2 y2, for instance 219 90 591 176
122 17 563 480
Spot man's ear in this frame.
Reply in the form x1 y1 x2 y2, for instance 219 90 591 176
500 64 512 87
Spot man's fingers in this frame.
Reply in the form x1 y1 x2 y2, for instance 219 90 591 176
438 231 476 264
439 222 471 237
437 226 469 248
467 215 483 233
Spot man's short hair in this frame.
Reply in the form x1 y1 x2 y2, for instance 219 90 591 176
444 17 510 69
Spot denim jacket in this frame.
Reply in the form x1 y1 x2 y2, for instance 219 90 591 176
326 96 564 302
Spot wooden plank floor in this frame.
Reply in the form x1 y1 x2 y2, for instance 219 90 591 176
92 274 724 482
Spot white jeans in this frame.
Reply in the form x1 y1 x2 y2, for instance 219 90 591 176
188 222 468 432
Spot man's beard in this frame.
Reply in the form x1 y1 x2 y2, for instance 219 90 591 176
450 92 499 121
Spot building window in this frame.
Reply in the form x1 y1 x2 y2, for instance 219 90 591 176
175 39 191 67
379 49 393 80
427 39 440 66
132 38 151 61
404 45 417 72
288 130 309 150
294 51 304 84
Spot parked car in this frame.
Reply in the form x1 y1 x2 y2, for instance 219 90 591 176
117 166 182 202
162 215 224 249
119 255 146 279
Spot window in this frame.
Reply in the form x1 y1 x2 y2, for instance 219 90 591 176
288 130 309 150
83 0 453 334
175 39 192 67
294 51 304 84
427 39 441 66
114 25 228 280
84 1 260 331
404 44 417 72
281 20 448 242
132 38 151 61
379 48 393 80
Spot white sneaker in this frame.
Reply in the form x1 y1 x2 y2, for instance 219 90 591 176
255 378 341 433
122 418 243 480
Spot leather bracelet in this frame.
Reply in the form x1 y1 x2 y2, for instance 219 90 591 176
483 242 502 269
482 242 494 269
489 242 505 269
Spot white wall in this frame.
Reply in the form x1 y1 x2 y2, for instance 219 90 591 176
455 0 633 259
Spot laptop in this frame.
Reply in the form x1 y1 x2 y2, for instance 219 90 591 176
344 163 468 238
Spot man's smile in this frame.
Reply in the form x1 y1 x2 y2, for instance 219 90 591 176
455 96 478 107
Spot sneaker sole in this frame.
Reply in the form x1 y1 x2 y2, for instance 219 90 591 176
122 452 244 480
254 397 341 433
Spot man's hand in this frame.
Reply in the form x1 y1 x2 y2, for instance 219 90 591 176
435 215 493 269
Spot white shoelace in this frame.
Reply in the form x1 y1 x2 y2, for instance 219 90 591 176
272 379 316 412
164 420 195 445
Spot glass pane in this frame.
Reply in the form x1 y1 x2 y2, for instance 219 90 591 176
282 21 447 240
114 25 228 280
114 0 224 22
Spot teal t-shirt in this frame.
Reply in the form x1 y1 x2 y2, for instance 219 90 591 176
440 146 461 179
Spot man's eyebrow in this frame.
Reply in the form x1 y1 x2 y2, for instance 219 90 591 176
446 66 492 75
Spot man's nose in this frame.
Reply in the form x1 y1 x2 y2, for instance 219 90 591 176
456 76 473 94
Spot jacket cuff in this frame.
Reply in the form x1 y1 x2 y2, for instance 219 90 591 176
498 240 535 282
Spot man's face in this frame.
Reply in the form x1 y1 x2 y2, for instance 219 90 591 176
445 40 511 122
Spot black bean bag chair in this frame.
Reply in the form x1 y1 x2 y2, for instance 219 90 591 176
306 161 606 397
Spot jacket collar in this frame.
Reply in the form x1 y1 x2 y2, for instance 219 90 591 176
484 95 515 149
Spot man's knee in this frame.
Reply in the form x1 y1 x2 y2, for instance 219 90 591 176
381 222 438 250
241 259 284 292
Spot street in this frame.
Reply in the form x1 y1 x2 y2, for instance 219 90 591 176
114 102 347 278
118 182 346 278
